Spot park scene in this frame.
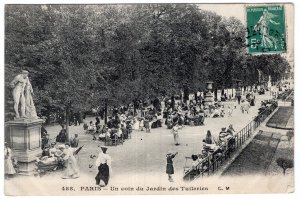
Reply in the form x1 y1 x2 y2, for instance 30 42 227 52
4 4 294 195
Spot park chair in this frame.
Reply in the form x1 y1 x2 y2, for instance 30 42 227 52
104 135 112 146
111 134 118 146
183 156 192 174
118 134 124 145
104 134 118 146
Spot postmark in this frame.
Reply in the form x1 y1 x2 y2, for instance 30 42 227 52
246 5 286 54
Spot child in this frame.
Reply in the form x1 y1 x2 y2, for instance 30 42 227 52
166 151 178 182
139 118 144 131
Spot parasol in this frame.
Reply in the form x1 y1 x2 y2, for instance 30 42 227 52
74 145 84 155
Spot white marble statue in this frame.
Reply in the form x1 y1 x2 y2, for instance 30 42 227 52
24 79 38 118
10 70 37 119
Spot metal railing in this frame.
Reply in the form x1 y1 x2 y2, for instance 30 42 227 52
183 102 277 181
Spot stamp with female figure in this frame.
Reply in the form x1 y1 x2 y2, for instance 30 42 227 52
246 5 286 54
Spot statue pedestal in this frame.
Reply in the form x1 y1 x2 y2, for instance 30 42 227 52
5 118 43 174
204 91 214 109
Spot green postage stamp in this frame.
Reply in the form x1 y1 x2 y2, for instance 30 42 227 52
246 5 286 54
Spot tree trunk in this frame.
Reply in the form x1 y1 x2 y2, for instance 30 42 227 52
171 95 175 109
214 88 218 101
194 92 198 102
183 88 189 103
104 98 108 124
133 99 137 115
65 107 70 142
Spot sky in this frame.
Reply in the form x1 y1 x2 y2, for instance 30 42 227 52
199 4 246 24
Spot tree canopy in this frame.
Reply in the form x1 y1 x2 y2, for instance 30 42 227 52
5 4 290 121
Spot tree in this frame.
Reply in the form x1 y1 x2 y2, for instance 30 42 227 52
276 157 293 175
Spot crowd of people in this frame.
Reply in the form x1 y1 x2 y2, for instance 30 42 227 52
5 87 265 185
35 142 81 179
183 124 237 180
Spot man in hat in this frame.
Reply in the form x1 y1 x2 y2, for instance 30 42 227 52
95 147 112 187
10 70 30 118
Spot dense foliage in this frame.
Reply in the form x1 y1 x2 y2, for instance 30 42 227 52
5 4 290 122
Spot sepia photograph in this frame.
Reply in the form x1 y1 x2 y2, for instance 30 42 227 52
2 1 295 196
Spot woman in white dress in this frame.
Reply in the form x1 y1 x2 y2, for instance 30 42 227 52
95 147 112 187
132 117 140 130
61 143 80 179
4 142 16 178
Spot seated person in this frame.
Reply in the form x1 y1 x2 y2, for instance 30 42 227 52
210 108 221 118
104 128 112 141
219 127 228 142
49 142 57 157
220 108 225 117
184 113 190 125
166 116 173 129
203 130 213 144
117 127 123 138
121 124 128 139
98 131 106 141
120 114 127 122
36 144 57 165
126 122 133 134
110 128 117 139
56 126 67 143
190 154 201 176
198 109 205 124
88 121 96 131
177 114 184 126
226 124 236 136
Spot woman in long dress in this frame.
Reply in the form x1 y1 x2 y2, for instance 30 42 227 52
95 147 112 187
172 123 180 145
61 143 80 179
4 142 16 179
132 117 140 130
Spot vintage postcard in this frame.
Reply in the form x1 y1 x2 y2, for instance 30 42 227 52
3 3 294 196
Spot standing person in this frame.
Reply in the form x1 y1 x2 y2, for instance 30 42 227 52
244 100 251 114
71 134 79 148
4 142 16 179
139 118 144 131
83 115 88 130
41 123 48 138
61 143 80 179
95 147 112 187
172 123 180 145
144 118 150 133
96 116 100 126
166 151 178 182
